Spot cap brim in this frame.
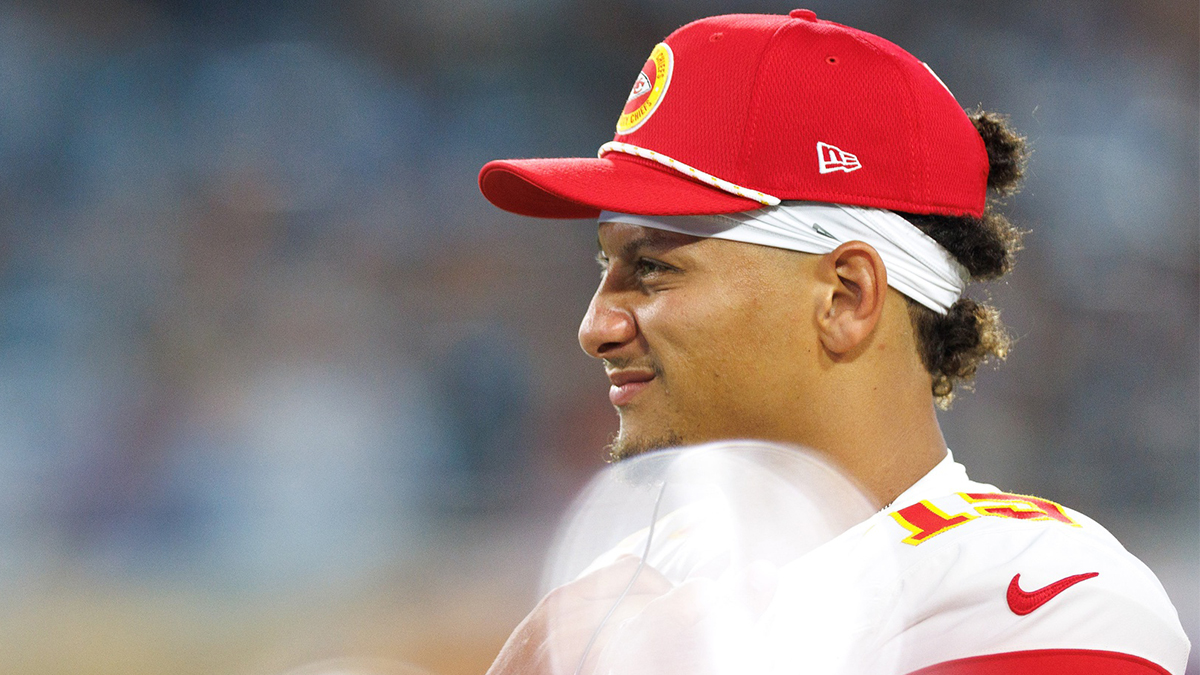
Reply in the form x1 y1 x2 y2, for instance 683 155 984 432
478 153 763 219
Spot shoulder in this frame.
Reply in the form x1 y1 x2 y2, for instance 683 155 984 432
869 490 1191 674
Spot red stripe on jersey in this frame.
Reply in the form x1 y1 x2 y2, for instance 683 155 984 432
906 649 1171 675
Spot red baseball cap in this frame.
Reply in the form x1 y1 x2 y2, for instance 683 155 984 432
478 10 989 219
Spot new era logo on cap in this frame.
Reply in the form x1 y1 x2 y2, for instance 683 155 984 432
818 142 861 174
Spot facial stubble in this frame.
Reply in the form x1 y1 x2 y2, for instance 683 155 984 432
604 369 684 462
601 357 683 462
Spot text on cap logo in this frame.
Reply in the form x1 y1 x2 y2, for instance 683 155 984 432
818 142 861 174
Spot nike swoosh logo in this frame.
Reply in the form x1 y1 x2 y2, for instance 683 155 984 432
1007 572 1099 615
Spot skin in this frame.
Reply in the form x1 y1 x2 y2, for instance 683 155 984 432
486 222 953 675
580 221 948 509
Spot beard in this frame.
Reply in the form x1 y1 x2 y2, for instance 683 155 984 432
606 428 685 463
600 357 680 462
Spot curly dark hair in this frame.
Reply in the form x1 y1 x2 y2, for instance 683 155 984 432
896 110 1028 407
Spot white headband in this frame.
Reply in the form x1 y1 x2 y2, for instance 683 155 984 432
598 202 967 314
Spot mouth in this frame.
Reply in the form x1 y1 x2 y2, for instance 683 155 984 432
606 369 656 406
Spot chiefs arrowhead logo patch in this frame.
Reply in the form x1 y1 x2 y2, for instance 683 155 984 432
627 72 652 101
617 43 673 134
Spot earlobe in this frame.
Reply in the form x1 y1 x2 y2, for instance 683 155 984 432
817 242 888 356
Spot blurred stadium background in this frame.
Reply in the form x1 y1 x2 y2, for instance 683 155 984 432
0 0 1194 673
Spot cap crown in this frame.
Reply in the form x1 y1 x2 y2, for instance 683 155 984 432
612 13 988 217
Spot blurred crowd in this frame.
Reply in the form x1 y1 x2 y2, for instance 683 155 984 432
0 0 1194 673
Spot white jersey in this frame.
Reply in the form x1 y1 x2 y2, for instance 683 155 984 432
585 452 1191 674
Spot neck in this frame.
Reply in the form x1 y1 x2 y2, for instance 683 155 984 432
822 392 948 509
789 330 949 508
735 379 947 509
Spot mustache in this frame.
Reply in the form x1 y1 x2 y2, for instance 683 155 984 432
602 357 664 377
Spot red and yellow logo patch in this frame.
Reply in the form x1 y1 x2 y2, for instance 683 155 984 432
617 43 673 134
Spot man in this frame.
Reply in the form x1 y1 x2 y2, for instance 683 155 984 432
477 10 1190 674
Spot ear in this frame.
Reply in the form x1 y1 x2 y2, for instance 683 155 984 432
815 241 888 356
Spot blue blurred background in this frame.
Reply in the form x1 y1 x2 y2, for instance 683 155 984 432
0 1 1195 673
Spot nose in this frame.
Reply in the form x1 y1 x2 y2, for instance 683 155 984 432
578 289 637 358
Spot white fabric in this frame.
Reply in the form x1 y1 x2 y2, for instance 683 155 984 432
599 203 968 315
585 452 1192 674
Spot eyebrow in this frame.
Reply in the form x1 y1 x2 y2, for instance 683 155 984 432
597 229 693 261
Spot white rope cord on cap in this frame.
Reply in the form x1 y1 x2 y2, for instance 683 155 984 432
599 202 968 315
598 141 781 207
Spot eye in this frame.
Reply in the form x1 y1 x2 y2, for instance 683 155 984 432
595 251 610 275
635 257 671 277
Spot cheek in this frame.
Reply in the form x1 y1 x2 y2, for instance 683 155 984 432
646 289 808 404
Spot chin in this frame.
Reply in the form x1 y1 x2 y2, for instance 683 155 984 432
606 428 685 463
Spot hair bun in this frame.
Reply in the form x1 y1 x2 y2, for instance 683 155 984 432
971 110 1027 195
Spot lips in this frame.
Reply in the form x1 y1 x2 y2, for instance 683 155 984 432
607 369 656 406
